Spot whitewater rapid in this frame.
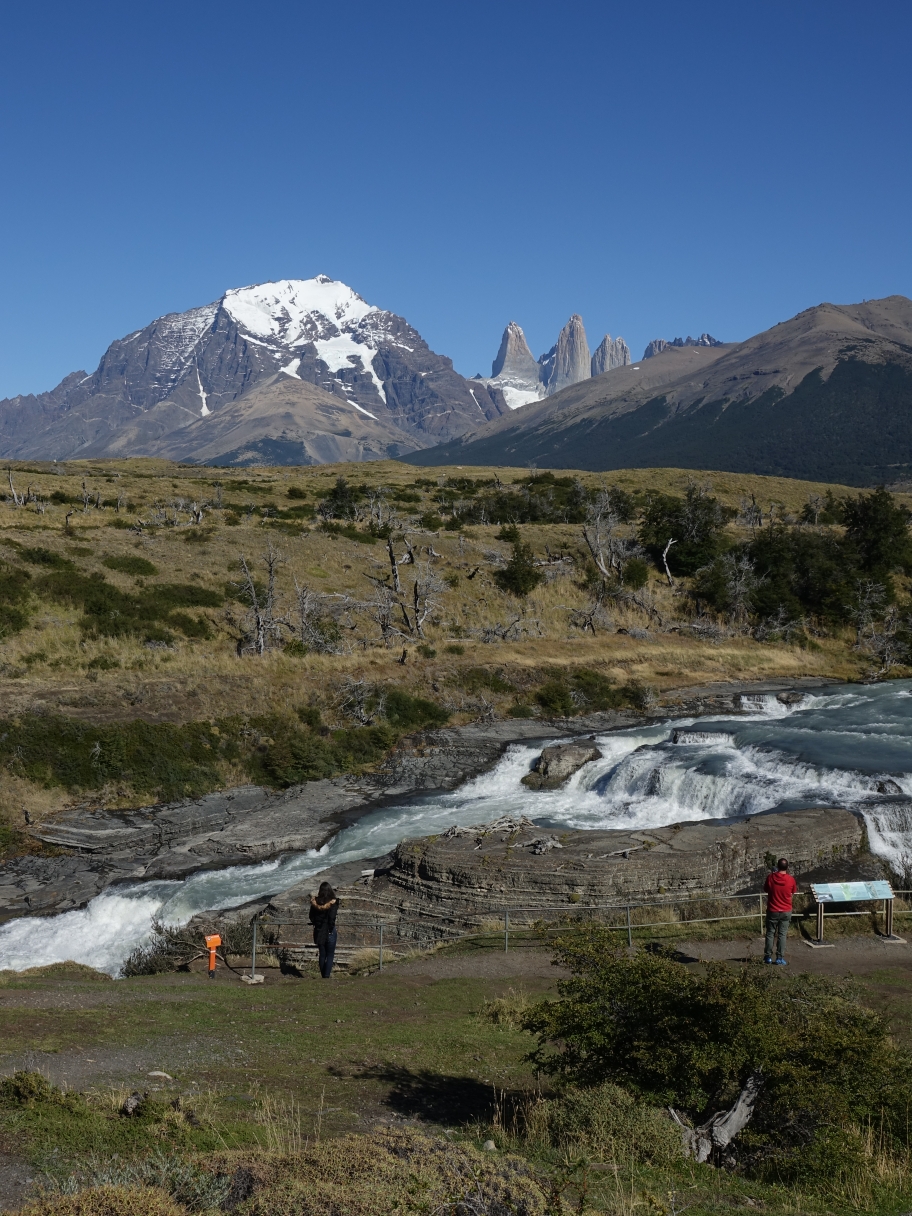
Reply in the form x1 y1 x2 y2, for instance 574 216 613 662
4 681 912 975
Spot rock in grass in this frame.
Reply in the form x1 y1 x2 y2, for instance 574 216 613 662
521 741 602 790
119 1091 147 1117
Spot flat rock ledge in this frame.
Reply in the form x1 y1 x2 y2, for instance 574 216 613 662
0 677 840 922
266 806 874 947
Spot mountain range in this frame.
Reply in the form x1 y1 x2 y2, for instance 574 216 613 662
4 281 912 484
408 295 912 486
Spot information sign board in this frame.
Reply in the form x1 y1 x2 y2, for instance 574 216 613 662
810 880 894 903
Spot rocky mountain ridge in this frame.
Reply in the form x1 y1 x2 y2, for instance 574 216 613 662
0 276 508 466
479 313 632 410
407 294 912 485
643 333 722 359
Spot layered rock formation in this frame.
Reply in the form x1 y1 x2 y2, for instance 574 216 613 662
269 807 872 948
591 335 632 375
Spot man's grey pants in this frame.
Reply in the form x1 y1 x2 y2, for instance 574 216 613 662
765 911 791 959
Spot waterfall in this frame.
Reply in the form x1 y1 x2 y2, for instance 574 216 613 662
4 680 912 974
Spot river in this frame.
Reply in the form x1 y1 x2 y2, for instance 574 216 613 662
3 680 912 975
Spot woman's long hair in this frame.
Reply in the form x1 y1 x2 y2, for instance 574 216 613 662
315 881 336 905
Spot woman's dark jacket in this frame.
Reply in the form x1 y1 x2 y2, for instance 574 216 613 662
309 898 338 946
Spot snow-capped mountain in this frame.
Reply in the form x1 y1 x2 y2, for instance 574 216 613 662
0 276 508 464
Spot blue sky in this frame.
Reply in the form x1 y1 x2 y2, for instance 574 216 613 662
0 0 909 398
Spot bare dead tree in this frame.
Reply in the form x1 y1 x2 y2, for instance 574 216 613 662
672 1072 763 1165
6 468 24 507
582 491 631 578
81 481 93 513
367 487 397 531
847 579 889 648
738 494 763 530
190 502 204 525
230 544 288 657
338 678 383 724
365 582 400 648
291 578 350 654
397 561 445 639
569 583 612 634
64 509 75 531
661 538 677 587
116 491 127 513
386 536 402 593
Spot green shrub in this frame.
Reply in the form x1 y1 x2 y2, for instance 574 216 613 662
381 688 449 730
418 512 444 531
494 540 544 598
534 680 575 717
86 655 120 671
167 613 211 639
21 546 74 570
529 1082 682 1166
509 703 534 718
523 931 912 1179
0 715 226 800
287 485 308 499
461 667 514 694
622 557 650 589
497 524 520 542
102 555 158 576
106 518 134 530
417 643 437 658
0 1070 77 1108
34 570 222 639
0 561 31 636
445 643 465 654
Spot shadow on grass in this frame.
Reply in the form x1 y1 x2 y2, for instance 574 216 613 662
354 1063 524 1126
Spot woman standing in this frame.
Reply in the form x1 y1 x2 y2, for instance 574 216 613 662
309 882 339 978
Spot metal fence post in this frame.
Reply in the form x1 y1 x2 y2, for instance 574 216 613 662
626 905 632 948
759 894 764 937
504 909 509 953
378 923 384 971
250 914 258 981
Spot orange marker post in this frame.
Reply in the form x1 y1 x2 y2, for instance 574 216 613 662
205 934 222 979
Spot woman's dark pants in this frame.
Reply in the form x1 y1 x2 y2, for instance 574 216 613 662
318 930 337 978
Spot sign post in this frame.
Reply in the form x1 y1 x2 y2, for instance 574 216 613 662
807 881 903 947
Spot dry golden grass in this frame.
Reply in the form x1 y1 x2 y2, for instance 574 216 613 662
0 457 873 830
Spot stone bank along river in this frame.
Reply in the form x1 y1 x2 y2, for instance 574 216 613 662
3 681 912 976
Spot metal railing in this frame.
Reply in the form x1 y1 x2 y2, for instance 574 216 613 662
242 888 912 979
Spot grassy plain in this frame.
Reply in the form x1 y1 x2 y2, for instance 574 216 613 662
0 458 888 846
2 941 912 1215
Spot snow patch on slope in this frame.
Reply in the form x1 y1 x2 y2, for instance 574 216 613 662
196 371 211 416
316 335 387 404
500 385 543 410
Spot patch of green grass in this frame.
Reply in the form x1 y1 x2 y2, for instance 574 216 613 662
102 555 158 576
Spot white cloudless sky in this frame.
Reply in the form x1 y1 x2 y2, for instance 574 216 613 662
0 0 909 397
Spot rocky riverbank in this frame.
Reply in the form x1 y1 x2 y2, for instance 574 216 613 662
0 677 839 921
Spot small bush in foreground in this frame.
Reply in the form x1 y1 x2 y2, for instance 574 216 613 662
522 930 912 1186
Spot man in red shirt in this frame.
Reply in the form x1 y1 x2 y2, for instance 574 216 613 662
764 857 799 965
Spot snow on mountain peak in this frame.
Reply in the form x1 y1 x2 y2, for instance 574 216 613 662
223 277 377 347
